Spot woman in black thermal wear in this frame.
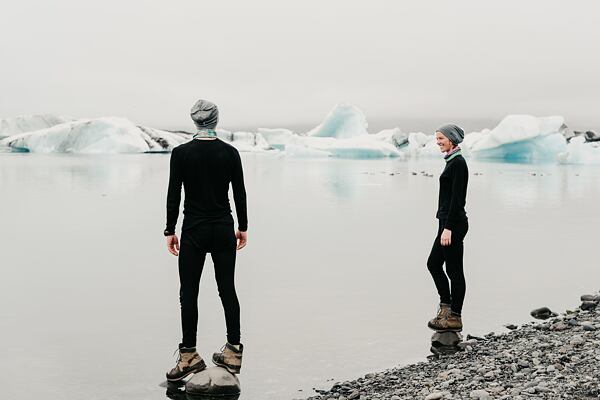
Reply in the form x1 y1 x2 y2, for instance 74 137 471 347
426 124 469 332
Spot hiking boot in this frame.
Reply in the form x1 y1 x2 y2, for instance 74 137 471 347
428 312 463 332
427 303 451 330
166 346 207 382
212 343 243 374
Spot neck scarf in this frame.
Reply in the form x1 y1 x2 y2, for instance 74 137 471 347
444 146 462 162
193 129 217 139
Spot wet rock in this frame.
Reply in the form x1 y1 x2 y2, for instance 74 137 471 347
530 307 553 320
185 367 241 397
580 294 600 302
581 301 597 311
430 331 463 355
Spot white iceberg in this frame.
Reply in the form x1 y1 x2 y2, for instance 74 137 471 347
1 117 190 153
216 129 270 152
257 128 295 150
0 114 72 139
306 104 368 139
557 136 600 164
271 104 403 158
469 115 568 162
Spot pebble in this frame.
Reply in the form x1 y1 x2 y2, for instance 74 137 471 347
530 307 553 320
470 389 492 399
425 393 444 400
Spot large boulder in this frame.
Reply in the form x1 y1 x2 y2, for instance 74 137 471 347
185 366 241 398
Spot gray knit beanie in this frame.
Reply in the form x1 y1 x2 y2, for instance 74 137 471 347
190 99 219 130
437 124 465 145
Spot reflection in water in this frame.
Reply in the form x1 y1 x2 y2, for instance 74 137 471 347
164 381 240 400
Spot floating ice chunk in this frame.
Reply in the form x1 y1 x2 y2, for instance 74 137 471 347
216 129 270 152
306 104 368 139
371 128 409 148
405 132 438 158
299 136 402 159
1 117 189 153
0 114 73 139
257 128 295 150
470 115 568 162
281 143 332 158
558 136 600 164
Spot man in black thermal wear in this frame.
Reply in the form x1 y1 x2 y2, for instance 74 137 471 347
165 100 247 381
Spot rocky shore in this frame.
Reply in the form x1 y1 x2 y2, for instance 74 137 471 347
302 292 600 400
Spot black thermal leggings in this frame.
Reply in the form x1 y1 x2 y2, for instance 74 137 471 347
427 218 469 315
178 223 240 347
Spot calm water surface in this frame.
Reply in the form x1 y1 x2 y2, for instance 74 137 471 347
1 153 599 400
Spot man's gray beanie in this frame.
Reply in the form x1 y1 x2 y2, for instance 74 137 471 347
437 124 465 145
190 99 219 130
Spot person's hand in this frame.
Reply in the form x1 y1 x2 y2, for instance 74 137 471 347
440 229 452 246
166 234 180 256
236 230 248 250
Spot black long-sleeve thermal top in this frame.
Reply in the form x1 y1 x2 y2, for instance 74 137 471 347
436 154 468 230
165 139 247 235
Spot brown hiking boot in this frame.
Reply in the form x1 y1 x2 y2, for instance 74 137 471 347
427 303 451 330
166 347 207 382
212 343 243 374
428 311 463 332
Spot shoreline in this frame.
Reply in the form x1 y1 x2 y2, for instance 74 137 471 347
300 292 600 400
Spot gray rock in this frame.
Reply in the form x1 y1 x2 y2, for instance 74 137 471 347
470 389 492 399
185 366 241 397
431 331 462 346
530 307 553 320
581 301 597 311
347 390 360 400
425 393 444 400
582 323 596 331
580 294 600 302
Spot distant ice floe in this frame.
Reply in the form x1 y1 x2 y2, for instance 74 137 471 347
1 106 599 163
0 114 72 139
1 117 190 153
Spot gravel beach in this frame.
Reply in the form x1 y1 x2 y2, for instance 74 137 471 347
301 293 600 400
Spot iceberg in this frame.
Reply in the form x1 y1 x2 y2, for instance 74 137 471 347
469 115 568 163
257 128 295 151
1 117 190 153
306 104 368 139
558 136 600 164
269 104 403 158
216 129 270 152
0 114 72 139
291 135 403 159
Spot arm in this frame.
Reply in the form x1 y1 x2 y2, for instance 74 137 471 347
165 147 183 236
231 150 248 232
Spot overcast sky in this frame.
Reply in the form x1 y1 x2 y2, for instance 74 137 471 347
1 0 599 131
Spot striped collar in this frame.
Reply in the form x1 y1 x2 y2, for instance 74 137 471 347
444 147 462 162
193 129 217 139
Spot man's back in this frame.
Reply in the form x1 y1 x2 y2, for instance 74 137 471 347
165 138 247 233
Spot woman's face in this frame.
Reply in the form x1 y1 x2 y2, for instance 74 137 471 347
435 132 455 153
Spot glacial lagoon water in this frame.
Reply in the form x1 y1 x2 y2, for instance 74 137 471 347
1 153 599 400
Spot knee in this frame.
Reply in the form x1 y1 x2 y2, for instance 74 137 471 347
427 256 441 272
446 266 465 281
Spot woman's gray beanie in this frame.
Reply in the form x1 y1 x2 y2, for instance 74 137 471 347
437 124 465 145
190 99 219 130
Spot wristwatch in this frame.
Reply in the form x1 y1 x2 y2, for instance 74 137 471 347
164 229 175 236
